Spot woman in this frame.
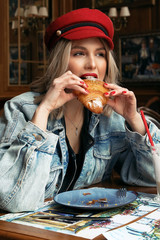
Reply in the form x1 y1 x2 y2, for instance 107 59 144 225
0 8 159 212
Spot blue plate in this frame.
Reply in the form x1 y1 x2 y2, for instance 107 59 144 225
54 188 137 209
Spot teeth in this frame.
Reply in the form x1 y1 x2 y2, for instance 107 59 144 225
82 76 97 80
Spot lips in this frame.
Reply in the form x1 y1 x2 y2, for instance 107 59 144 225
80 73 98 80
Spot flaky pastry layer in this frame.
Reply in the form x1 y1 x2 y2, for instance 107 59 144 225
74 80 109 114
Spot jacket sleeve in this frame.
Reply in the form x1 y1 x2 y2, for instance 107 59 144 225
0 100 59 212
117 119 160 187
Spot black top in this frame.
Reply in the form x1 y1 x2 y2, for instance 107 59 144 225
58 109 94 193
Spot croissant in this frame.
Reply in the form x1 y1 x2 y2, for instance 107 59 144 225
74 79 109 114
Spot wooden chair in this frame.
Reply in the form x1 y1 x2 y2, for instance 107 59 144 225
138 106 160 129
145 96 160 115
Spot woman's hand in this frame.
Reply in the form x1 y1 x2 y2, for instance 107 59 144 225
104 83 137 120
31 71 88 131
104 83 146 135
40 71 88 114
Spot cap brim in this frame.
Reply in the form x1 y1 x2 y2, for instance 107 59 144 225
61 27 114 50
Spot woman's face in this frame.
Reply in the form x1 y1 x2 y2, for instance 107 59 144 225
68 37 107 81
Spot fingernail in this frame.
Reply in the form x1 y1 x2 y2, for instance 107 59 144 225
104 92 109 96
104 83 108 86
122 91 127 94
80 81 84 84
111 91 116 95
85 89 89 93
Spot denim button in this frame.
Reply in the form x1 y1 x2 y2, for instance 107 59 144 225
89 139 94 144
35 135 42 141
32 133 42 141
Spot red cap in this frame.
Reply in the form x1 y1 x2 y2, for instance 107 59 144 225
45 8 114 51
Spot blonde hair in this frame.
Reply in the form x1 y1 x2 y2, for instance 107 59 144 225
31 39 71 118
100 38 120 116
31 38 119 119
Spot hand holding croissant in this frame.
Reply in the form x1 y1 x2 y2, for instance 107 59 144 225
74 79 110 114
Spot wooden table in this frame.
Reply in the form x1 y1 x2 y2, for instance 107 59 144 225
0 173 157 240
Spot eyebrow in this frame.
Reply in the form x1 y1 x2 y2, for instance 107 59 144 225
71 46 106 51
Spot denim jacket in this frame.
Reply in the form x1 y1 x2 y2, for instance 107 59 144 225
0 92 159 212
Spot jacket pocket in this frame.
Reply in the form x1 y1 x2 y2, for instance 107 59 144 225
93 133 126 159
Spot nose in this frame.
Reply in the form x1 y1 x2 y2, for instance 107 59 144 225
85 54 96 70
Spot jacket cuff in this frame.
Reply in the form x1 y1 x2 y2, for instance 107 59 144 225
125 120 150 150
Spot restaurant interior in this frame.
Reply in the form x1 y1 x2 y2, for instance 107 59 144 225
0 1 160 239
0 0 160 117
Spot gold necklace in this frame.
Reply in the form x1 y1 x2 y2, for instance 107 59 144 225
65 114 83 136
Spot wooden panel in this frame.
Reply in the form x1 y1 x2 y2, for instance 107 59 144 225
0 0 8 96
94 0 156 9
121 7 152 34
0 1 30 99
73 0 92 9
52 0 73 20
